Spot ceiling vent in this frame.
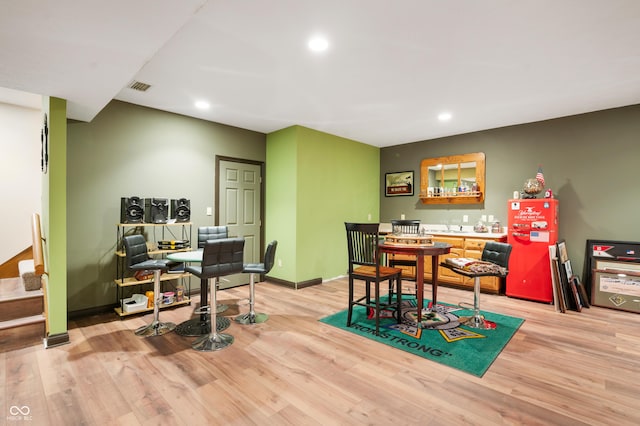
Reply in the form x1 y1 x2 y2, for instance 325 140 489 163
127 81 151 92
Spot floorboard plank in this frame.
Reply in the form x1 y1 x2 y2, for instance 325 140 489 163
2 278 640 425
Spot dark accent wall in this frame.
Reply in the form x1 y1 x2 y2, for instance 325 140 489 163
67 101 266 312
381 104 640 284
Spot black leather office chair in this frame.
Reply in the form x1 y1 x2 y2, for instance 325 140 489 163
185 238 245 351
388 219 421 298
345 223 402 335
123 234 179 337
440 241 512 329
236 240 278 325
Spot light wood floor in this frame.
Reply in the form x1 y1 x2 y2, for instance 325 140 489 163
2 278 639 425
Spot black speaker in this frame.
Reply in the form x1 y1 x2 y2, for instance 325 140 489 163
120 197 145 223
171 198 191 222
144 198 168 224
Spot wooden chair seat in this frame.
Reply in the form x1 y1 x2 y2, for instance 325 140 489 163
353 265 403 278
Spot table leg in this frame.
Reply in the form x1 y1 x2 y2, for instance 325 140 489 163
431 255 439 309
416 253 424 323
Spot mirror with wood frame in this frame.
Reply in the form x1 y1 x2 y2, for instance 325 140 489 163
419 152 485 204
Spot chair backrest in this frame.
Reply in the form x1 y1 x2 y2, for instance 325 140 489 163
345 222 380 270
263 240 278 274
482 241 512 269
123 234 150 269
198 226 228 248
391 219 420 235
200 237 245 278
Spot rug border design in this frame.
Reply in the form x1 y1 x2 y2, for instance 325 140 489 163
319 297 525 377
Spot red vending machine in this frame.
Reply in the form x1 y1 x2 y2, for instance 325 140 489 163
506 198 559 303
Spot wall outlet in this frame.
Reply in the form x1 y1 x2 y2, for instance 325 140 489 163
367 213 371 221
488 214 494 222
400 213 405 220
463 215 469 223
278 259 282 267
481 214 487 222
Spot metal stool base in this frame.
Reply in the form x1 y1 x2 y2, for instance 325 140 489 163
135 321 176 337
235 312 268 325
459 276 494 330
462 312 492 329
192 332 234 351
176 316 230 336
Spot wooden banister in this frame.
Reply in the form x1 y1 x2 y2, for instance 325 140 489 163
31 213 45 275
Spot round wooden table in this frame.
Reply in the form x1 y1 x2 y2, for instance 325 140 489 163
378 241 451 326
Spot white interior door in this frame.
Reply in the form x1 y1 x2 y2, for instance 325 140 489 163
217 159 262 289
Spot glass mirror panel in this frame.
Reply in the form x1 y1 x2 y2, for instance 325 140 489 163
420 152 485 204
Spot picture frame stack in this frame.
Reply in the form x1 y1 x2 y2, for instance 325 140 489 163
549 240 590 312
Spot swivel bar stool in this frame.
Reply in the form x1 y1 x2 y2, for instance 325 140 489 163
198 226 231 314
186 237 245 351
123 234 179 337
175 226 230 337
440 241 511 329
236 240 277 325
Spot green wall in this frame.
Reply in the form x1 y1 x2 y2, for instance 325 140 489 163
380 104 640 283
266 126 379 285
44 97 68 336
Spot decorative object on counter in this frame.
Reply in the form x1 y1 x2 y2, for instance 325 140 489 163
473 220 488 233
522 165 546 199
491 221 501 233
522 178 543 198
385 171 414 196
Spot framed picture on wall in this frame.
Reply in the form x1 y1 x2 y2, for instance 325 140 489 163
385 171 414 196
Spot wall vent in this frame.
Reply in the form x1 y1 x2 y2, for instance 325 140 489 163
127 81 151 92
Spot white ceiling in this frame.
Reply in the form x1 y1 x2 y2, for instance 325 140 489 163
1 0 639 147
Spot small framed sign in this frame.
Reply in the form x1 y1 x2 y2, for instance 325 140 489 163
385 171 414 197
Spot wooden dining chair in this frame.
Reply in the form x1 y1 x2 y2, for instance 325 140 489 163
388 219 421 297
345 222 402 335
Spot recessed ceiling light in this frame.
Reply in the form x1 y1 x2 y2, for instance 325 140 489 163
308 36 329 52
195 101 210 110
438 112 452 121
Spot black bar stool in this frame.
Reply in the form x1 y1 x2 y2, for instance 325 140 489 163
236 240 277 324
440 241 512 329
186 237 245 351
123 234 179 337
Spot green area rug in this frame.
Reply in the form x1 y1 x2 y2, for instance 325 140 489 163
319 298 524 377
